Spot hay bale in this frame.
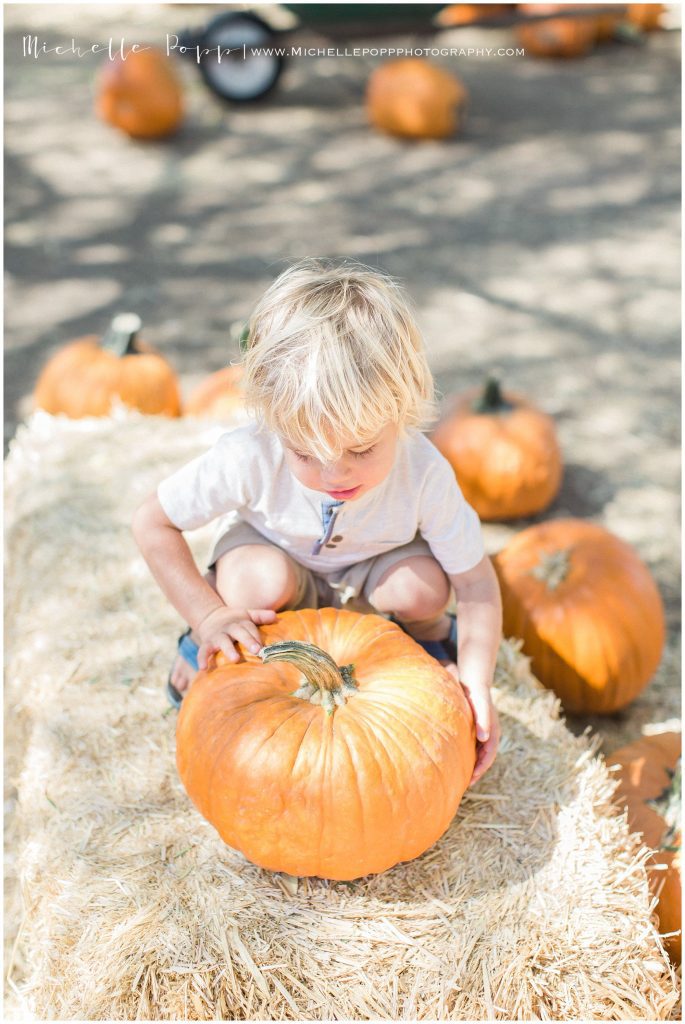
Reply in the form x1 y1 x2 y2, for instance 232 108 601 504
4 411 679 1020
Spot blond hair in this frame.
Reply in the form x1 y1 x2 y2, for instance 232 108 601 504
241 258 437 462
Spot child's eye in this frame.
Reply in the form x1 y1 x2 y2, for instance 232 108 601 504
352 445 376 458
293 451 311 462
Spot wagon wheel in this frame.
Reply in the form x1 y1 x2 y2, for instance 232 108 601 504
197 12 284 103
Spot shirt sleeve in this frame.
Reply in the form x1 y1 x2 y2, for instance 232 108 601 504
418 454 485 575
156 430 251 531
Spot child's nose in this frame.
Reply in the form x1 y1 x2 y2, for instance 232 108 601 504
321 457 352 484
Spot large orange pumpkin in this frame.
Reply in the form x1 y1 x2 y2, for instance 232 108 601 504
34 314 181 418
96 47 184 139
607 733 681 963
430 378 562 521
184 366 245 420
176 608 476 880
493 519 665 714
516 4 598 58
366 59 468 140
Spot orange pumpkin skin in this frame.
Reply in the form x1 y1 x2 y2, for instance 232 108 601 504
627 4 664 31
184 366 245 419
96 48 184 139
493 520 666 714
436 4 513 27
430 380 562 521
607 733 681 963
517 4 597 57
34 319 181 419
176 609 476 880
366 59 468 140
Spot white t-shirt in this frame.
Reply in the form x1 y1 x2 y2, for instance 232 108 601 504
157 419 484 576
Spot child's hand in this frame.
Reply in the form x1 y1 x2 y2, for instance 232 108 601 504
196 606 278 670
444 664 500 787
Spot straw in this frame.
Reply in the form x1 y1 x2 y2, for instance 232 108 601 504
4 410 679 1020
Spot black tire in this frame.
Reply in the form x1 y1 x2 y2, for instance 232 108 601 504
197 12 284 103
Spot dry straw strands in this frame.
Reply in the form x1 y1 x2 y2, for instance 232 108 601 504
4 410 680 1021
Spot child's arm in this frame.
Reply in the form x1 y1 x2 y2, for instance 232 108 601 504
132 493 275 667
448 555 502 785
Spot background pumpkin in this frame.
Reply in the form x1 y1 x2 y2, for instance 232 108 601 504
183 366 245 419
366 58 468 140
606 732 681 964
493 519 665 714
33 313 181 419
627 4 664 32
516 4 598 58
436 4 514 27
430 377 562 521
176 608 476 880
96 47 184 139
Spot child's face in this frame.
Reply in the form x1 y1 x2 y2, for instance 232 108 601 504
281 422 398 501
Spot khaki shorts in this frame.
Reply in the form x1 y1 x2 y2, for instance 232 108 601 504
208 519 440 614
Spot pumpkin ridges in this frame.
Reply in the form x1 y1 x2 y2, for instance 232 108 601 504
34 329 181 418
177 608 476 879
493 520 665 714
431 383 562 520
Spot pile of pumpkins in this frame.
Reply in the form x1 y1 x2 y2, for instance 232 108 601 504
366 3 665 140
95 6 665 144
33 317 679 951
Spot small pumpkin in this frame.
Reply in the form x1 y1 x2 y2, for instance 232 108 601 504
493 519 665 714
436 4 514 27
516 4 598 58
34 314 181 419
607 733 681 963
96 47 184 139
176 608 476 880
430 377 562 521
366 58 468 140
627 4 664 32
184 366 245 420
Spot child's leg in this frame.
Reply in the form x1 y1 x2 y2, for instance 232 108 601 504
366 555 453 646
169 543 307 695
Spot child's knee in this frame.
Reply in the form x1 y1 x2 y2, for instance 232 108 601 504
370 556 451 621
215 544 299 609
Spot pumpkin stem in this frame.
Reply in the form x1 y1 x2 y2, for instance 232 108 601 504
259 640 358 716
530 548 571 590
101 313 142 357
472 376 515 415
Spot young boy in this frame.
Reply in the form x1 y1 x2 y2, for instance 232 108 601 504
133 259 502 785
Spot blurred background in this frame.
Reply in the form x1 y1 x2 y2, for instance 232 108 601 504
3 1 681 745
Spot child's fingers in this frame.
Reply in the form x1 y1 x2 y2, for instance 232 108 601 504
217 635 241 663
247 608 278 625
197 640 214 671
229 623 263 656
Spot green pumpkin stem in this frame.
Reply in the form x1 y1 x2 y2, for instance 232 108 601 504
472 376 515 415
531 548 571 590
259 640 358 715
101 313 143 357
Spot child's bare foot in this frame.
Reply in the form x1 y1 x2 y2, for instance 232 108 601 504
168 628 201 706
